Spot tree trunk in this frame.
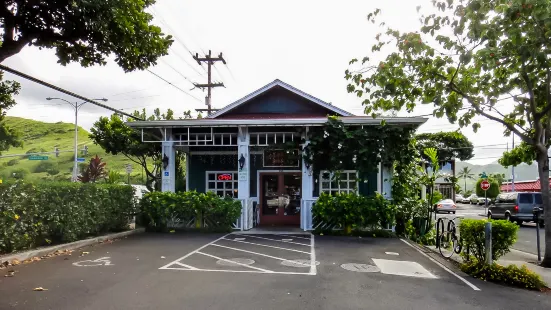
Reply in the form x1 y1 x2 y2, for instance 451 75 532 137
464 178 467 193
537 148 551 267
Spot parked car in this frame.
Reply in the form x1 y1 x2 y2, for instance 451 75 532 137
468 194 478 204
488 192 545 227
455 195 464 203
434 199 456 214
461 196 470 203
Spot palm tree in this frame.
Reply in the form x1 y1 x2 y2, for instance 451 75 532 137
457 167 474 193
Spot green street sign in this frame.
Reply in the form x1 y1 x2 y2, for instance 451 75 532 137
480 171 488 179
28 155 48 160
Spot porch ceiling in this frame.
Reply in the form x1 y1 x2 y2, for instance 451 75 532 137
126 116 428 129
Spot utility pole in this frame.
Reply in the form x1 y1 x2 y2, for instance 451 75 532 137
193 50 226 115
512 134 515 192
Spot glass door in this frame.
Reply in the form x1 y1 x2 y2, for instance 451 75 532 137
260 173 301 226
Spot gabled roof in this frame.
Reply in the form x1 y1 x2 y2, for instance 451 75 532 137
207 79 354 119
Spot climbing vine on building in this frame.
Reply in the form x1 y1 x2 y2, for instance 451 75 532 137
302 116 417 177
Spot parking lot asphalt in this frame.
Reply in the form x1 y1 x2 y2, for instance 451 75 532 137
1 232 550 310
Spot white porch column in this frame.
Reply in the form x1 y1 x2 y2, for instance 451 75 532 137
301 139 314 231
381 165 393 199
161 129 176 192
237 126 250 230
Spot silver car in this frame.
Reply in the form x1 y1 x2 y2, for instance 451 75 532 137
434 199 457 214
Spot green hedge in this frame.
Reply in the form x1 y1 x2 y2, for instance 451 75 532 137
461 261 547 290
313 192 395 233
140 191 242 232
459 219 518 262
0 181 136 254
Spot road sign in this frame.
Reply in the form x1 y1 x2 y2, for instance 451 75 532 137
76 158 86 162
28 155 48 160
125 164 133 174
481 180 491 191
480 171 488 179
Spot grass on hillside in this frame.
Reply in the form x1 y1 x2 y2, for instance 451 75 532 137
0 117 147 183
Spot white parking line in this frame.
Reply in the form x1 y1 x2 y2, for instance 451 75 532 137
159 234 230 270
279 234 311 240
310 234 316 275
222 238 311 254
172 261 198 270
245 235 310 246
400 239 481 291
196 251 273 273
210 243 311 266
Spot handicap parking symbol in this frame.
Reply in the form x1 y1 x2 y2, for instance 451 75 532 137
164 171 169 177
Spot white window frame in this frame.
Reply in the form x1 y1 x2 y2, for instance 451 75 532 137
205 171 239 198
319 170 358 194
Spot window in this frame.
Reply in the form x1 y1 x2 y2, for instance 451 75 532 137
263 150 300 167
320 170 358 194
518 193 533 204
535 194 542 204
206 172 238 198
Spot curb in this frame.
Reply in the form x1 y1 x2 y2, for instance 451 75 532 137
0 228 145 264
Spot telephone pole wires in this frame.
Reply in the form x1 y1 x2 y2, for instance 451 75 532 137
193 50 226 115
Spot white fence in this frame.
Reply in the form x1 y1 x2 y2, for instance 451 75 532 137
234 198 254 231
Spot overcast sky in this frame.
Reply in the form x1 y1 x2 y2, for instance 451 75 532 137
2 0 516 165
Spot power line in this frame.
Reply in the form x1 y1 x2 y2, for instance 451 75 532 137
160 58 195 85
109 94 162 103
148 7 206 77
146 69 202 103
0 64 141 120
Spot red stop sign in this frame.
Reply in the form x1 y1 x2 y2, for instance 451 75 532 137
481 180 491 191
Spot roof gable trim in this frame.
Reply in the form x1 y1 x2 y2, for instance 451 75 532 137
207 79 354 119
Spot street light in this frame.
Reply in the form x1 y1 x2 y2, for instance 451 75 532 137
46 97 108 182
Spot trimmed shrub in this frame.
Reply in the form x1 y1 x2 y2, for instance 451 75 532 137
460 261 547 291
140 191 242 232
459 219 518 262
34 161 58 174
313 192 395 233
6 159 19 166
0 181 136 254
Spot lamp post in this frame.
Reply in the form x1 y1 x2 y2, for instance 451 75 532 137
46 97 108 182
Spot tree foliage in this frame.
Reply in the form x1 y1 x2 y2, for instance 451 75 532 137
0 71 21 154
346 0 551 266
475 178 500 199
0 0 172 70
90 109 191 191
0 0 173 155
416 131 474 162
499 141 537 167
457 166 475 192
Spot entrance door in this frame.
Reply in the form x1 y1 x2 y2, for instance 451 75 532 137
260 173 301 226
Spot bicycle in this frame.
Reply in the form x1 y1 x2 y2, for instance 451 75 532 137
436 217 462 258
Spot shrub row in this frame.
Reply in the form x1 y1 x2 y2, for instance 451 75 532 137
459 219 518 262
457 218 547 290
0 181 136 254
312 192 395 233
460 261 546 290
140 191 242 232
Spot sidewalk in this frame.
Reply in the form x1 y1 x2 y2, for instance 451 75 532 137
426 245 551 285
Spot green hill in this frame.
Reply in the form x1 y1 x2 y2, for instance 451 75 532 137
0 116 145 183
455 160 538 192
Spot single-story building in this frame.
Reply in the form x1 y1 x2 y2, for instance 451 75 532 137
501 178 550 192
127 79 427 231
